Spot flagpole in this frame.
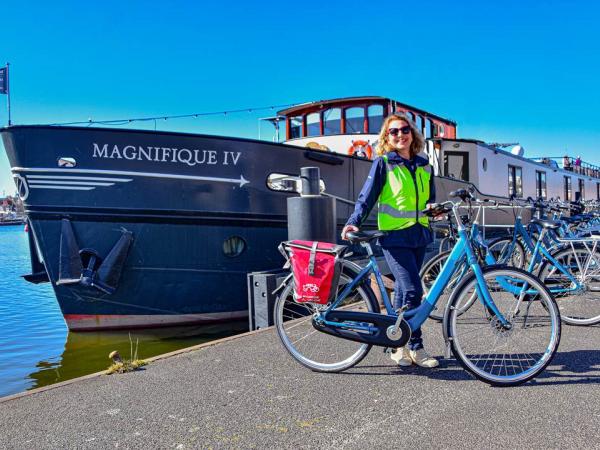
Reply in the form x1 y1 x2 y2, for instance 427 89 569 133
6 62 10 126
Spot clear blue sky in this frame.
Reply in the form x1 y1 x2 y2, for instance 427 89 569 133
1 0 599 195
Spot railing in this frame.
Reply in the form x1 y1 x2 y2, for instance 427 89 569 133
533 156 600 179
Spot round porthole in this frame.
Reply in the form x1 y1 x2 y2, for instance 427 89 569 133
482 158 488 171
223 236 246 258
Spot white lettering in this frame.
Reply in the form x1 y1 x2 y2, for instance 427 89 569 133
178 149 194 166
194 149 206 165
110 145 122 159
207 150 217 165
138 146 152 161
92 143 108 158
123 145 137 160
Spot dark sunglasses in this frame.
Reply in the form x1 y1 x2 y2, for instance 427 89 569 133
388 126 411 136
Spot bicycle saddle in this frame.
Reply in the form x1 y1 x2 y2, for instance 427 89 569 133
346 230 387 242
530 218 561 230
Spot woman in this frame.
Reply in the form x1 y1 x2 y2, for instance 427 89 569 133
341 113 438 368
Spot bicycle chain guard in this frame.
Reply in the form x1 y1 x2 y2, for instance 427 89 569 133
313 311 411 348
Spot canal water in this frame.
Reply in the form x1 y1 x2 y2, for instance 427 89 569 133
0 225 247 398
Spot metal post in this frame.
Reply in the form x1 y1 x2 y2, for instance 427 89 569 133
299 167 320 196
6 62 11 126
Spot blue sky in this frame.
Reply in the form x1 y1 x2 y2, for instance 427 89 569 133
1 0 599 195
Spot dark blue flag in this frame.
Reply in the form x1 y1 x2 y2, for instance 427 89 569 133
0 67 7 94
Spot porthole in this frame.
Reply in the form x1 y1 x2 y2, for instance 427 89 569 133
223 236 246 258
482 158 487 171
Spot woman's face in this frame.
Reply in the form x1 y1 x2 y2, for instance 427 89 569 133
386 119 413 154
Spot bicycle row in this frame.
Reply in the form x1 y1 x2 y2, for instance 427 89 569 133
272 189 586 387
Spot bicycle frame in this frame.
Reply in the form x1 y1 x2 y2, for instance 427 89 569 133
321 227 511 335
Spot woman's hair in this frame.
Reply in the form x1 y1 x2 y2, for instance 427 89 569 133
375 113 425 158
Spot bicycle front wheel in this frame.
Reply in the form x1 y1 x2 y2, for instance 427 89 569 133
274 268 379 373
421 251 471 321
446 266 561 386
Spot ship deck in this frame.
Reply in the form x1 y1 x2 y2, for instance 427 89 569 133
1 320 599 448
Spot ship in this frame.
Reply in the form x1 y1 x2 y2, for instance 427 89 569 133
2 96 598 330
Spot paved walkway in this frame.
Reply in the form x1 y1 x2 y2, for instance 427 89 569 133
1 321 600 449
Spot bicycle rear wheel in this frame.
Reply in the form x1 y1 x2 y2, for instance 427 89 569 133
487 236 526 268
538 247 600 325
274 266 379 373
446 266 560 386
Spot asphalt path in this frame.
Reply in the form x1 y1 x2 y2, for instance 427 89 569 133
1 320 599 449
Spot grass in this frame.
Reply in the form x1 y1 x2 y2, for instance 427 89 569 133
106 333 148 375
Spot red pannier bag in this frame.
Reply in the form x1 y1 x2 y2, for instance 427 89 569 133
280 240 345 304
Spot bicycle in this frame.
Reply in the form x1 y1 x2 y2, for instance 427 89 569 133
274 196 561 386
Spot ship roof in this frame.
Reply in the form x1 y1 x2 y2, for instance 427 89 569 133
277 96 457 126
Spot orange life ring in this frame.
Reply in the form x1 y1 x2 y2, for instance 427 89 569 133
347 140 373 159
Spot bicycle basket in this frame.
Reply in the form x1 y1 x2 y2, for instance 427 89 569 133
279 240 346 304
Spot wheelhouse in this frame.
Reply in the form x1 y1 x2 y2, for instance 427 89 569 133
277 96 456 154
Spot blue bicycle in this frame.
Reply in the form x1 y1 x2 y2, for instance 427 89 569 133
275 196 561 386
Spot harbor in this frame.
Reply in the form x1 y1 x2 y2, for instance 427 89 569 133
1 315 599 448
0 224 246 398
2 2 600 447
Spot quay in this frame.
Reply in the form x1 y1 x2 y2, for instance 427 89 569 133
1 321 600 449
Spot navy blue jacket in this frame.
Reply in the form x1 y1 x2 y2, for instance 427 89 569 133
346 151 435 248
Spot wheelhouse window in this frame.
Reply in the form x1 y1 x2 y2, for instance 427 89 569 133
290 116 303 139
444 151 470 182
367 105 384 133
323 108 341 135
435 123 445 137
415 115 423 134
535 171 547 199
564 176 572 201
306 112 320 137
425 118 433 139
508 165 523 198
405 111 415 121
578 179 585 201
345 107 365 133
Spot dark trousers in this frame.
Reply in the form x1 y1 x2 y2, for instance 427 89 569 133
382 246 427 351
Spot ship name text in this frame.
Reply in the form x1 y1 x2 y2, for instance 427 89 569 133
92 143 242 167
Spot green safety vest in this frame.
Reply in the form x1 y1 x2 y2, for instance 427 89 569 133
377 155 432 230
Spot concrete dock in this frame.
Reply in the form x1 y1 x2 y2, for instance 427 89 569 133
1 321 600 449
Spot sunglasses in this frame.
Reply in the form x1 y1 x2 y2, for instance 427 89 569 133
388 126 411 136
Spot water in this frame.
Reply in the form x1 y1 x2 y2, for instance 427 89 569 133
0 225 246 398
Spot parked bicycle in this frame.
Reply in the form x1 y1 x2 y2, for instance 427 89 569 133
274 193 561 386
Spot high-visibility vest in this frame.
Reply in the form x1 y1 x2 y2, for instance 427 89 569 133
377 155 432 230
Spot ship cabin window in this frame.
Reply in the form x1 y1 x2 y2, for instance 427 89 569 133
405 111 415 122
323 108 341 135
415 115 424 134
435 123 445 137
290 116 303 139
306 112 320 137
444 151 470 182
578 178 585 201
564 176 572 201
367 105 384 133
508 165 523 198
427 119 435 138
345 107 365 133
535 171 547 199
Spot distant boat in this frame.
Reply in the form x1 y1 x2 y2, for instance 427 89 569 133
0 211 25 226
2 95 598 330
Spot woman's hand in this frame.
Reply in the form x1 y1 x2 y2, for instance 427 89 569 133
341 224 359 241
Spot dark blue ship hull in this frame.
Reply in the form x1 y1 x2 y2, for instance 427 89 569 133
1 126 372 330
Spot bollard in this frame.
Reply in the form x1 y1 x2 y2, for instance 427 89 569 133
287 167 336 243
